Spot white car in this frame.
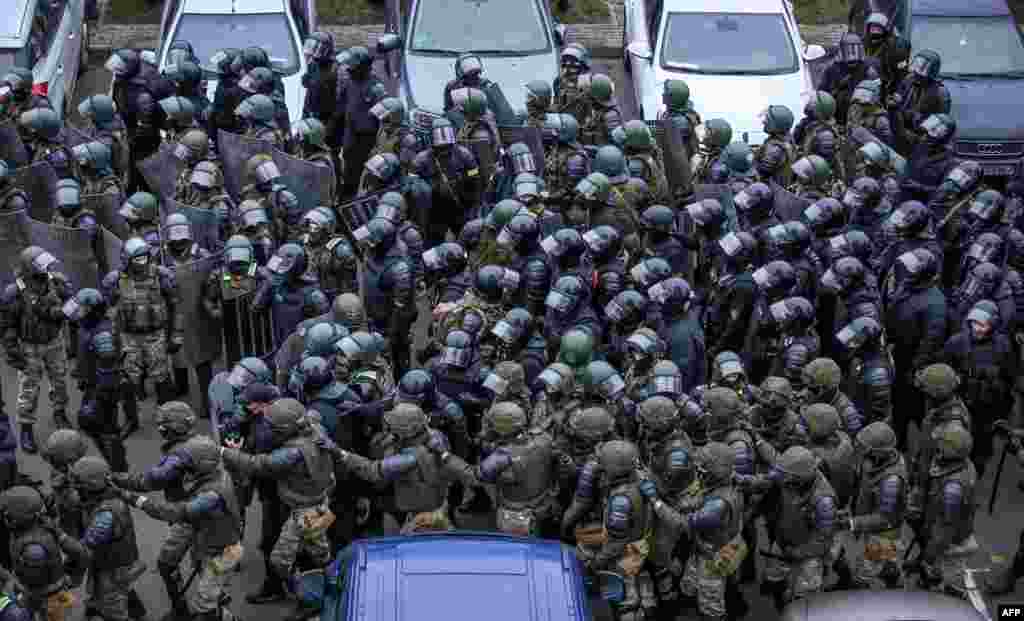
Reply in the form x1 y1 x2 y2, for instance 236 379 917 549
155 0 314 124
623 0 825 146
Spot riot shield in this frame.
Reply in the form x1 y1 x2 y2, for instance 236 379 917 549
464 138 497 184
83 192 130 240
806 51 837 90
221 281 275 369
848 126 907 177
174 256 223 367
0 210 34 287
101 227 124 274
692 184 738 232
138 146 187 202
497 125 545 174
208 372 235 444
272 149 335 212
336 188 395 237
770 182 813 221
27 220 101 291
656 119 693 200
12 161 58 223
161 199 222 253
62 125 94 149
0 123 28 168
217 130 276 202
483 82 517 126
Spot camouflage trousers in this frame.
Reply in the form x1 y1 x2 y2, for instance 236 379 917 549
270 502 334 580
933 535 980 597
87 562 145 621
121 331 170 386
189 543 243 614
578 538 656 621
158 522 196 571
763 547 825 604
681 550 730 620
400 501 453 535
853 531 904 589
17 337 69 424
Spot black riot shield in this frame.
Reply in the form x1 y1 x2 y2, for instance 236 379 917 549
464 138 497 184
0 123 28 168
272 149 335 212
138 146 187 202
806 51 837 90
83 192 129 240
217 130 276 203
770 181 813 221
101 227 124 274
27 220 101 291
13 161 59 223
221 279 275 369
0 210 34 287
161 199 222 253
483 82 518 126
174 256 223 367
497 125 545 173
207 372 235 444
656 119 693 200
692 184 739 232
848 126 908 176
337 188 395 238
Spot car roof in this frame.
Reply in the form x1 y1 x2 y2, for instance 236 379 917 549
0 0 35 48
350 533 585 621
781 590 985 621
662 0 784 16
180 0 286 15
912 0 1010 17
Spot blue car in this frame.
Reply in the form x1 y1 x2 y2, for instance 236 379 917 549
304 532 609 621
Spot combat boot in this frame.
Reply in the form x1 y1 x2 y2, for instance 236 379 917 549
19 424 37 454
121 384 140 439
156 380 178 406
246 559 286 604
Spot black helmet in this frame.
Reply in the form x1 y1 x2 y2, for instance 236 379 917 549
685 198 726 234
582 225 623 261
397 369 436 405
887 201 931 237
475 265 519 303
1 486 45 528
642 204 676 235
822 230 875 265
752 260 797 300
820 256 868 296
920 113 956 146
648 277 693 316
541 228 586 264
717 231 758 266
17 246 58 279
496 211 540 252
835 316 884 354
630 256 672 289
910 49 942 81
894 248 939 288
227 357 273 390
546 275 586 317
734 182 774 223
299 356 335 392
422 242 468 279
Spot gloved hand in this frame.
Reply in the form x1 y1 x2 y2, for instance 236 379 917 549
426 431 447 454
115 487 143 507
919 560 943 588
639 479 658 500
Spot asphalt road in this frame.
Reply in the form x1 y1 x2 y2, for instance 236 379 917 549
41 52 1024 621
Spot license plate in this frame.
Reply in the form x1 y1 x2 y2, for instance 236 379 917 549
981 163 1017 176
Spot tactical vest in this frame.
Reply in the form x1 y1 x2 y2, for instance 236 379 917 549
277 434 334 508
191 470 242 558
16 283 65 344
87 498 139 568
312 239 358 297
925 462 976 545
605 480 649 542
496 435 555 507
696 484 743 551
363 247 406 321
10 526 63 591
916 400 971 479
810 432 857 507
854 456 906 536
392 444 447 513
773 473 835 550
117 266 168 334
649 434 694 493
52 207 96 229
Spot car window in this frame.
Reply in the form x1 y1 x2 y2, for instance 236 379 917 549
660 12 798 75
172 13 300 76
0 49 30 73
911 15 1024 77
410 0 550 54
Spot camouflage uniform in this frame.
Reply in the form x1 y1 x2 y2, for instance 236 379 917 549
306 237 359 300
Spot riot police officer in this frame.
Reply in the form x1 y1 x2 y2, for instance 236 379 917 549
360 218 416 377
890 50 952 153
252 243 325 351
300 206 358 299
902 113 958 203
414 118 481 246
757 105 796 185
339 47 387 199
580 74 622 146
19 108 74 179
834 316 894 426
542 113 590 211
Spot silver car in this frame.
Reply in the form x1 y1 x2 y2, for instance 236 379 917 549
0 0 90 118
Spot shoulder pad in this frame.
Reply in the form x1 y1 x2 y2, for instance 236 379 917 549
606 494 634 536
157 266 177 288
0 284 18 305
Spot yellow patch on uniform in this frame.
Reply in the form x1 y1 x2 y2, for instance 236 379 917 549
467 168 479 177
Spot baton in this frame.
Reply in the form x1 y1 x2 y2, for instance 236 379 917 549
988 438 1011 515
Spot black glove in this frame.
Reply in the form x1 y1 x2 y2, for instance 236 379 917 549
166 339 182 355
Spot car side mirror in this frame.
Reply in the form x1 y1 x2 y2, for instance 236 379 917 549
377 34 402 54
553 24 568 47
626 41 653 63
803 44 827 61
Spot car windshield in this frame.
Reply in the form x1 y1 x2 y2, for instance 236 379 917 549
171 13 300 76
411 0 550 54
660 12 798 75
911 15 1024 77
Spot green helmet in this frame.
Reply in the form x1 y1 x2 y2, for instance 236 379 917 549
914 363 960 399
777 446 819 485
384 403 429 441
119 191 160 224
0 486 45 528
155 401 198 438
593 145 627 183
623 119 653 151
639 396 679 434
662 79 690 111
757 376 793 410
266 398 308 443
805 91 836 121
486 198 523 231
72 140 113 172
179 128 210 161
19 107 62 141
575 172 611 203
558 329 594 369
491 361 526 394
158 96 197 126
722 142 754 174
642 204 675 234
588 73 615 105
538 362 575 397
69 456 111 493
568 407 615 447
462 89 489 120
292 117 327 148
760 105 795 134
485 401 528 437
43 429 90 469
598 440 639 480
802 403 841 443
698 442 736 487
802 358 842 400
856 421 898 466
702 119 733 149
77 94 119 126
936 426 973 461
792 155 832 186
183 435 222 476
